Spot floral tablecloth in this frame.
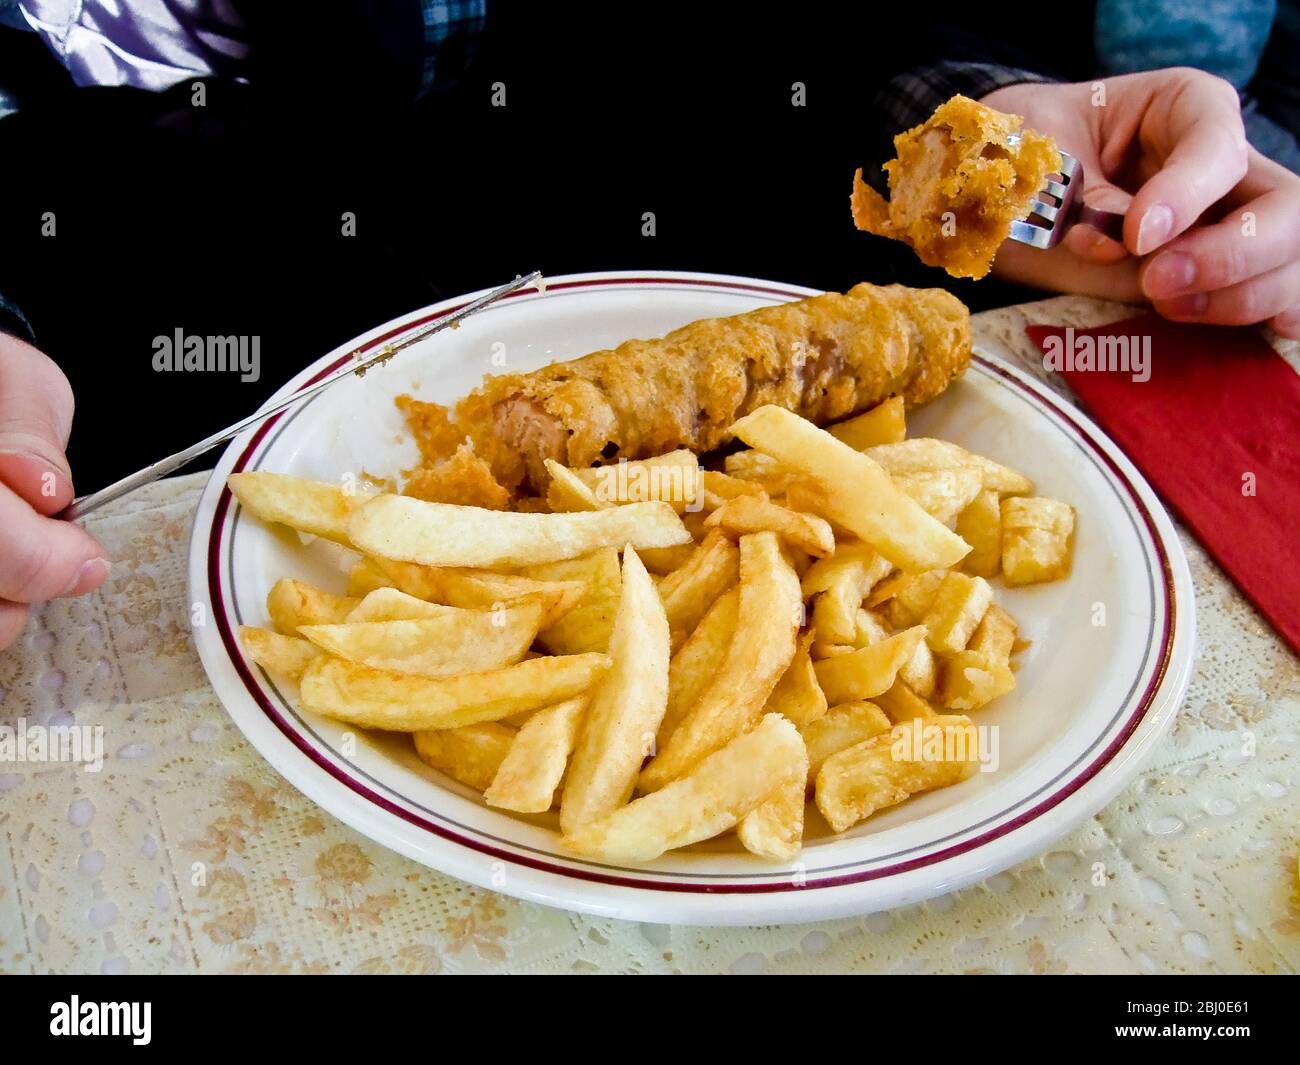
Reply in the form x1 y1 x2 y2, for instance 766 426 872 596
1 295 1297 975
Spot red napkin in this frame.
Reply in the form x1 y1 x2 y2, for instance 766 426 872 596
1025 314 1300 655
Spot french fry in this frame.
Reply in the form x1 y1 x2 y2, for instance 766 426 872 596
227 472 365 544
246 390 1056 863
729 406 970 572
682 509 711 541
811 584 858 646
637 542 698 576
826 396 906 450
239 626 319 679
560 548 671 834
658 587 739 748
299 599 543 677
781 481 858 542
864 570 912 609
564 714 804 862
812 626 925 705
574 450 701 513
881 568 949 627
723 449 795 490
780 541 813 580
345 587 459 622
1000 496 1075 585
413 723 516 791
876 680 938 722
544 459 608 512
970 603 1018 662
348 557 397 597
854 607 891 647
484 696 588 812
815 715 981 832
810 609 887 658
893 469 983 526
938 603 1019 710
372 558 483 601
703 496 835 557
267 578 359 633
801 700 892 784
764 631 828 728
349 495 690 568
956 487 1002 577
811 558 885 644
737 745 808 862
658 529 740 651
920 572 993 654
800 542 892 598
891 570 949 624
500 703 546 728
899 637 937 698
701 469 767 504
864 439 1033 495
376 558 584 629
523 549 622 655
656 528 734 597
640 532 801 791
299 652 610 731
937 650 1016 710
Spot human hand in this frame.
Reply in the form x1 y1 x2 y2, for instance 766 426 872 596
0 332 110 650
982 69 1300 337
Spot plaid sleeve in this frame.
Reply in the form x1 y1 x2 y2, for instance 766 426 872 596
862 60 1056 194
417 0 486 96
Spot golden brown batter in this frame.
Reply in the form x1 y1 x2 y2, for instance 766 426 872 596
399 282 971 498
852 95 1061 279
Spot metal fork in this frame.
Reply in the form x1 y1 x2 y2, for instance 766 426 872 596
1005 135 1126 249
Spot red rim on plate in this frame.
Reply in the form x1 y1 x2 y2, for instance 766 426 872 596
205 277 1176 894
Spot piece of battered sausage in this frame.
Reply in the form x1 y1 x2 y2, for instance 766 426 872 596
427 282 971 492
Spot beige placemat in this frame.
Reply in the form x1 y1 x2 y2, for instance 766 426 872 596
1 295 1297 974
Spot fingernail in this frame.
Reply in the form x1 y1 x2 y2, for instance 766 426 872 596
60 558 110 597
1161 293 1208 319
1144 252 1197 298
1136 203 1175 256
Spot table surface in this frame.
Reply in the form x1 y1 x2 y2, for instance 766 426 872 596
1 294 1297 975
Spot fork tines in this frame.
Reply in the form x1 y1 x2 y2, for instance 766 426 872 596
1006 134 1079 249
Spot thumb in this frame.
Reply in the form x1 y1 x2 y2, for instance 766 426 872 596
0 333 76 515
1062 177 1132 263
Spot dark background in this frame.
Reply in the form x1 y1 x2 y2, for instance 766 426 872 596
0 1 1094 493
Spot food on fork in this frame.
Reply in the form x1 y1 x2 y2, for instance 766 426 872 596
398 282 970 495
851 95 1062 279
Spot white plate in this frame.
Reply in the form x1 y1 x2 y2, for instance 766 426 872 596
188 271 1195 925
